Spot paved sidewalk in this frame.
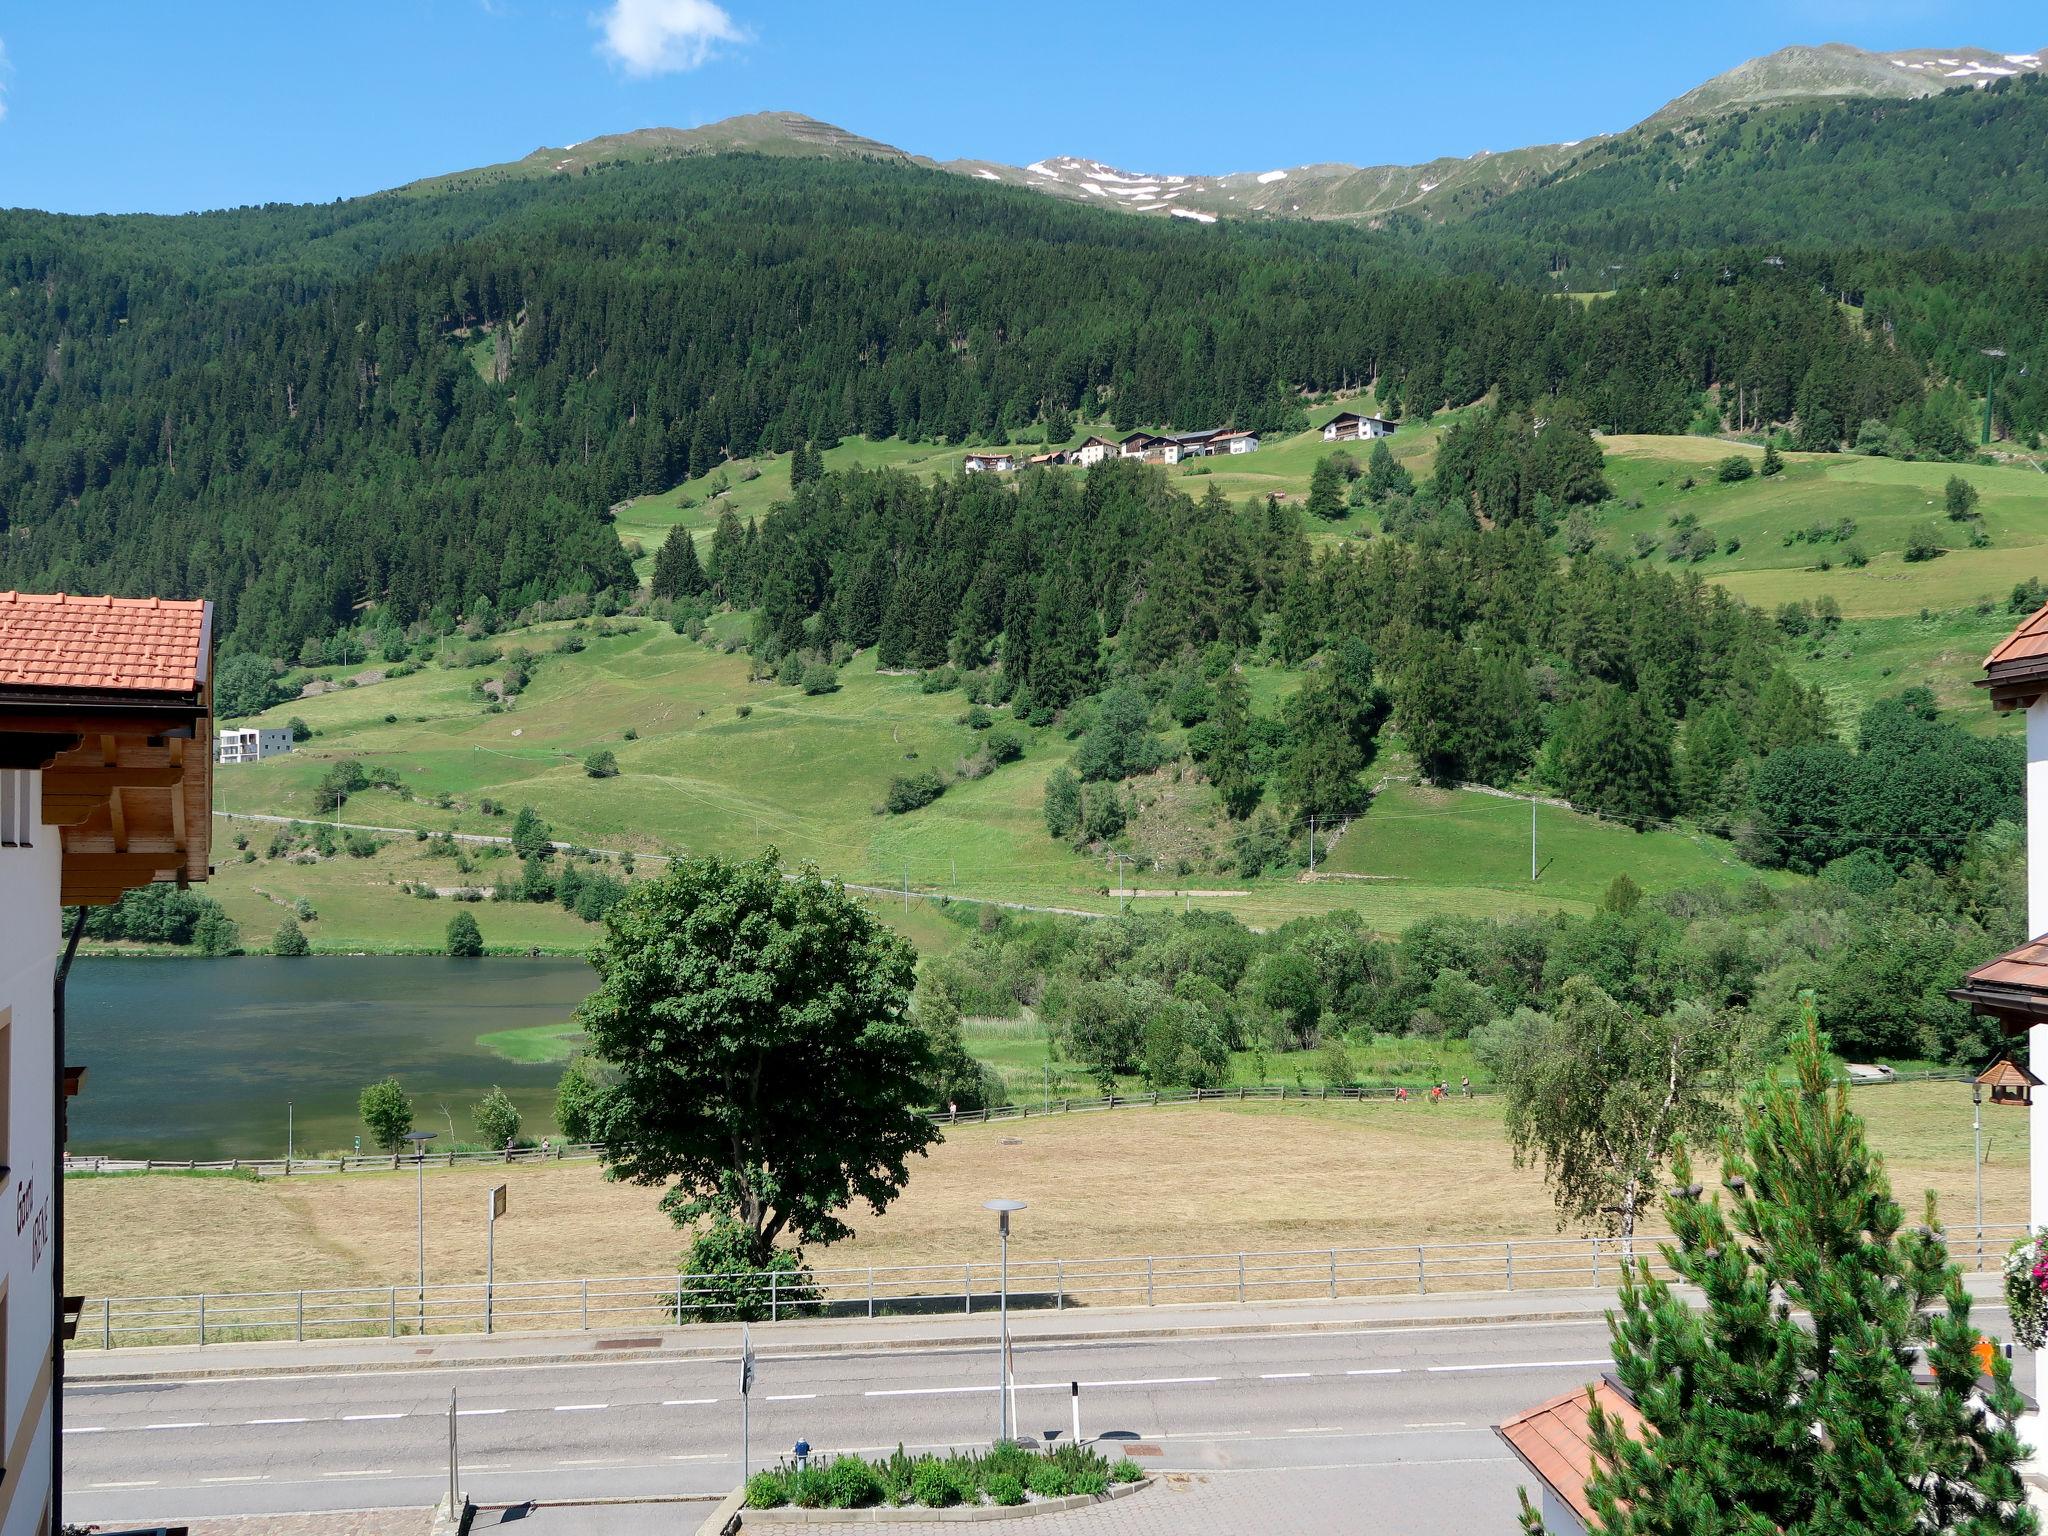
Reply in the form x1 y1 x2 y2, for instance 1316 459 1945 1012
170 1511 429 1536
65 1284 1651 1383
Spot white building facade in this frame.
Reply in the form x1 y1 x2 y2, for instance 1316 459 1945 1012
216 726 293 764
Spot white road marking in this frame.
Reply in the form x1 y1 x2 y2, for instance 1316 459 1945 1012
765 1393 817 1402
342 1412 406 1420
88 1481 159 1489
457 1408 507 1417
1079 1376 1219 1388
663 1398 719 1406
247 1416 308 1425
559 1457 623 1466
1426 1358 1610 1374
1287 1426 1342 1433
322 1468 395 1477
144 1422 207 1430
554 1403 609 1412
61 1426 105 1434
1346 1368 1401 1376
866 1384 994 1398
203 1475 267 1483
1260 1372 1311 1380
1405 1421 1469 1428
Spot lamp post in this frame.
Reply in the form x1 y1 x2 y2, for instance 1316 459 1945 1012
405 1130 438 1332
1974 1079 1985 1243
286 1100 294 1166
984 1199 1028 1444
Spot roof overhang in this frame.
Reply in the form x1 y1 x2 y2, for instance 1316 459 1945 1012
1948 980 2048 1035
1977 661 2048 713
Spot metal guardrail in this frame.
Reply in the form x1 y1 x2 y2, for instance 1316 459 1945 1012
73 1225 2030 1351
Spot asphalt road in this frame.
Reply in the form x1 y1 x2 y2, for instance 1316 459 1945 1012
66 1314 1629 1530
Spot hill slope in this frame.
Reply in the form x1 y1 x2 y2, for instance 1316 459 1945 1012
1648 42 2044 122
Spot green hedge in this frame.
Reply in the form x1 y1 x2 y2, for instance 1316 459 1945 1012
744 1442 1140 1510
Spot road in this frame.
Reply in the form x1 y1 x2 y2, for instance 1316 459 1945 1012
67 1313 1626 1531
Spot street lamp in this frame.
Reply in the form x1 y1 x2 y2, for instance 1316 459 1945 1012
405 1130 438 1332
1974 1079 1985 1243
984 1198 1028 1444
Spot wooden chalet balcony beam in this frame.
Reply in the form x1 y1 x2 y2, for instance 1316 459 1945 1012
40 765 184 828
61 851 183 905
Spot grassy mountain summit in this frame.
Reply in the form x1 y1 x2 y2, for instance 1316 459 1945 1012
397 112 921 197
1647 41 2046 122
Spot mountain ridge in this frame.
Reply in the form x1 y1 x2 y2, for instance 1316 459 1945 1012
395 42 2045 222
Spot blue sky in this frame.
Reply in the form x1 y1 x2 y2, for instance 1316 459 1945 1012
3 0 2044 214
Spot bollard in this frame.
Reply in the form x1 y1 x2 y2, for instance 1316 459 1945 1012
1071 1382 1083 1446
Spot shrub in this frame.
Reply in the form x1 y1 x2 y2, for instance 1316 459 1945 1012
445 911 483 957
1111 1459 1143 1484
583 749 620 779
825 1456 884 1509
1027 1460 1076 1498
474 1085 520 1146
885 772 945 814
984 730 1024 765
986 1472 1026 1506
910 1461 960 1508
287 717 312 742
800 663 841 696
343 830 379 858
1716 454 1754 483
745 1471 791 1509
271 919 310 956
1902 525 1945 563
671 1219 822 1323
788 1465 832 1509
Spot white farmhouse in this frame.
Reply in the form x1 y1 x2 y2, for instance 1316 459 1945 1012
1322 411 1396 442
0 589 214 1536
216 726 293 764
1074 436 1119 467
962 451 1016 474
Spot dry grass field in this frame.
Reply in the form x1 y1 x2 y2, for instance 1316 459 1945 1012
67 1083 2023 1302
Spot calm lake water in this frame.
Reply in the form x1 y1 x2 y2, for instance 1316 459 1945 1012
67 957 596 1159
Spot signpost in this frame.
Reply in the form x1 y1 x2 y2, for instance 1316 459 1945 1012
486 1184 507 1335
740 1325 756 1482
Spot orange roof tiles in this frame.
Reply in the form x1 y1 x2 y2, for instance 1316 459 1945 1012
1985 602 2048 671
1977 1056 2041 1090
0 591 209 695
1496 1381 1643 1527
1962 935 2048 998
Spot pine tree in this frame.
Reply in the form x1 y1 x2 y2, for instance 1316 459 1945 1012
1556 687 1676 826
1579 1003 2036 1536
1207 666 1263 820
1760 439 1785 477
1364 439 1414 503
650 528 706 600
1279 670 1364 822
1305 457 1346 521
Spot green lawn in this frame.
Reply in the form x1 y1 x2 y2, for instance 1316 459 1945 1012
1593 439 2048 619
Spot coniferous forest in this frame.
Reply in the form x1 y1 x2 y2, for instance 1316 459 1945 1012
5 76 2047 656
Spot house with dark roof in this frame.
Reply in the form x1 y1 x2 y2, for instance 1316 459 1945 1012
1074 435 1119 467
0 589 214 1534
1322 410 1396 442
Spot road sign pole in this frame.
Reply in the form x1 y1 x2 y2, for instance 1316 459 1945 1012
486 1184 507 1335
741 1323 755 1484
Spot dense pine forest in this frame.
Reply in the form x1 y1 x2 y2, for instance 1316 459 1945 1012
6 74 2046 655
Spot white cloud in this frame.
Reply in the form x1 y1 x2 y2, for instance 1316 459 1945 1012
595 0 744 76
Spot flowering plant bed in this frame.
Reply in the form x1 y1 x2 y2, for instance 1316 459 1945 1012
2005 1230 2048 1348
745 1443 1142 1515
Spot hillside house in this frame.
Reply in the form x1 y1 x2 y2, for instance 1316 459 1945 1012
0 589 214 1536
1026 449 1071 467
1118 431 1166 460
1209 430 1261 454
962 451 1016 474
1323 411 1396 442
215 725 293 764
1074 436 1118 467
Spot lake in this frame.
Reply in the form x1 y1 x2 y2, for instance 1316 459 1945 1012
66 957 597 1160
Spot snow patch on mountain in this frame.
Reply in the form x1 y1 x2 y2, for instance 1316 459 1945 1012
1257 169 1288 184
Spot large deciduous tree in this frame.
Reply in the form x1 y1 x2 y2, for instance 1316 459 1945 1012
576 851 935 1266
1543 1006 2037 1536
1477 978 1752 1253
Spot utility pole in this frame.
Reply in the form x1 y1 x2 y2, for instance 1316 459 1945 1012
1530 799 1538 882
1307 816 1316 875
1984 349 2007 446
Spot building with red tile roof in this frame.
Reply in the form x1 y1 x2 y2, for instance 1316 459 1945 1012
1980 601 2048 712
1496 1378 1643 1535
0 588 213 1535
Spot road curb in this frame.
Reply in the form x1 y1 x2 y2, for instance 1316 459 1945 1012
65 1302 1624 1385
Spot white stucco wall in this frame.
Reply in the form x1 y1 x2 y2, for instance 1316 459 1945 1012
0 768 58 1535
